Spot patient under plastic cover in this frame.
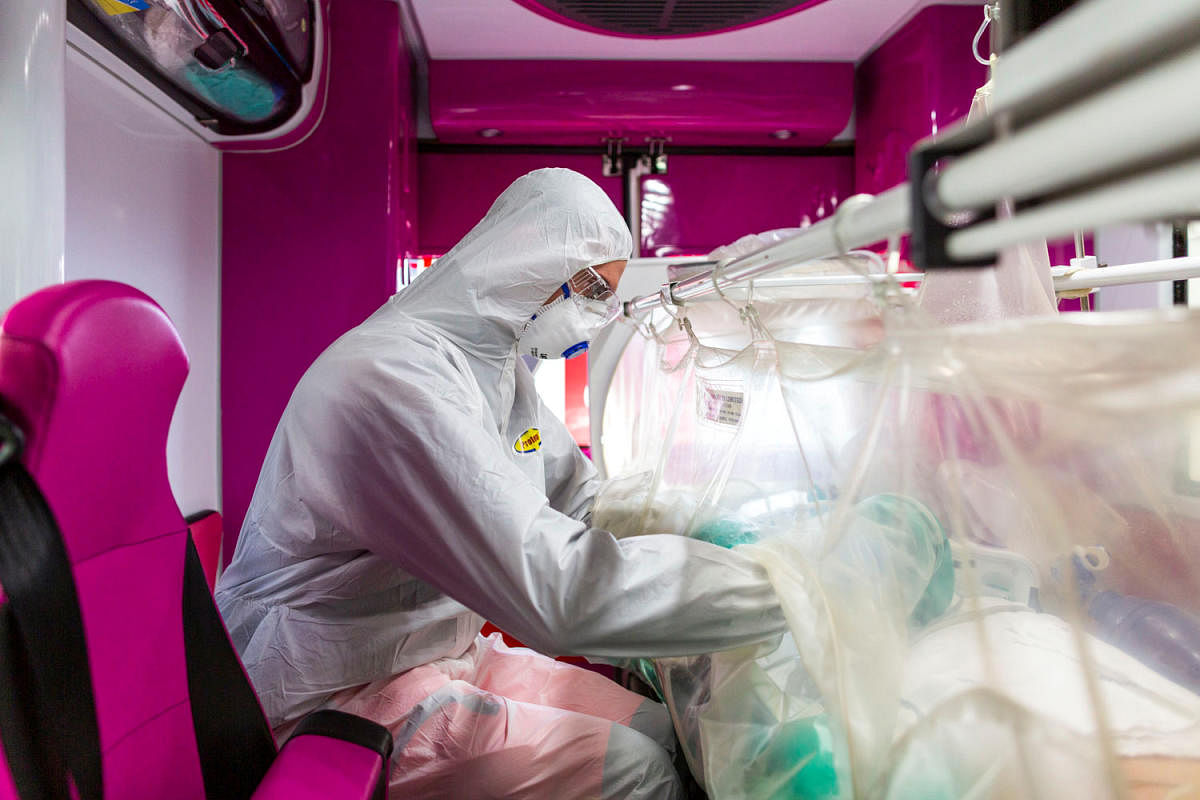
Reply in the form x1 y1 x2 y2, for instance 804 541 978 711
595 249 1200 798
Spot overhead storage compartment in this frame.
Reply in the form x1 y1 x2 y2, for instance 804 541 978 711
67 0 316 135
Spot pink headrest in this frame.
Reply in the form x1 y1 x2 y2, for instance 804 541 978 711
0 280 189 562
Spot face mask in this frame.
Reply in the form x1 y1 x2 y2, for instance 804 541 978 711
519 291 613 360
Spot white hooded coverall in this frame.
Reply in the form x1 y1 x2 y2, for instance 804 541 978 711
216 168 786 798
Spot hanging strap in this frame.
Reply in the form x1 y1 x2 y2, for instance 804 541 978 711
0 415 103 800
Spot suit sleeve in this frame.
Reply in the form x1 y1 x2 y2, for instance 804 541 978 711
290 354 786 659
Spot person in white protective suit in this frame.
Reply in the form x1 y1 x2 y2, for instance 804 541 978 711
215 168 786 798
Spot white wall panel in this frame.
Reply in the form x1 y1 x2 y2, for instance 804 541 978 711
1 0 65 312
1096 223 1172 311
64 47 221 515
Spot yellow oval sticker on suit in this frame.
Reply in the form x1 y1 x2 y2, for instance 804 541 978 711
514 428 542 453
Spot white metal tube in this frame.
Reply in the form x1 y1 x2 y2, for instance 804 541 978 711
620 254 1200 313
948 155 1200 260
625 186 909 315
938 44 1200 212
626 256 715 270
1 0 66 312
991 0 1200 113
1053 256 1200 291
745 273 919 289
678 260 1200 293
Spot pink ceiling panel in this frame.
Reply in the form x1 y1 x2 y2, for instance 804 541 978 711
639 154 854 257
428 60 853 147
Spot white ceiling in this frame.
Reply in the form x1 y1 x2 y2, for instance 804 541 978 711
408 0 983 63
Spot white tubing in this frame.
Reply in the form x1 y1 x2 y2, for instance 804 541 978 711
1 0 66 313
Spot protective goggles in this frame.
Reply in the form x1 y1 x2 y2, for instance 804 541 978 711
561 266 621 325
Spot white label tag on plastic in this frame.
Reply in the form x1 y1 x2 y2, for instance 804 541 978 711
698 381 744 427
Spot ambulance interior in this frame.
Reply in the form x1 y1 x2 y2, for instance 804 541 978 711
4 0 1200 797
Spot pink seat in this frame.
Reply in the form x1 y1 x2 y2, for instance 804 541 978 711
0 281 392 799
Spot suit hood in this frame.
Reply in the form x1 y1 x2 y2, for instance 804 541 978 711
387 168 632 364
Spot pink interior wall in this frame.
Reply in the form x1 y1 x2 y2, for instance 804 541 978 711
417 151 854 258
417 153 624 254
639 155 855 257
221 0 416 557
417 151 850 450
855 5 987 195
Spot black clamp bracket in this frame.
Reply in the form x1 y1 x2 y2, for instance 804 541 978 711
602 137 627 177
643 137 669 175
193 28 246 71
908 117 998 270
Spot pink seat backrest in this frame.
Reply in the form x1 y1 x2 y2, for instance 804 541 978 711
0 281 208 797
0 281 187 558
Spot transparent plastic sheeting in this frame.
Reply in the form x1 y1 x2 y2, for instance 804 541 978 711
595 258 1200 799
916 80 1060 326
